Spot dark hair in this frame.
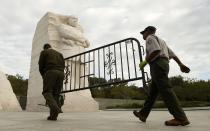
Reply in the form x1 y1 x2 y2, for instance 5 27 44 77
43 43 51 50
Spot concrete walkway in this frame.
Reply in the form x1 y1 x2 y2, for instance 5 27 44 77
0 110 209 131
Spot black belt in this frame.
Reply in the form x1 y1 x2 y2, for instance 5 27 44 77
150 57 169 65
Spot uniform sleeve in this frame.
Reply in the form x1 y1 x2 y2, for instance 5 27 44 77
146 36 161 57
61 54 65 70
38 51 45 76
167 46 176 59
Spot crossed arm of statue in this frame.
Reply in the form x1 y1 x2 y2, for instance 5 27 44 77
55 17 90 48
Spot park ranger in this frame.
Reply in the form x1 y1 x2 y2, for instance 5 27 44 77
38 43 65 121
133 26 190 126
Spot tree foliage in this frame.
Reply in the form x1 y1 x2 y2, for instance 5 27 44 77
89 76 210 101
6 74 28 96
89 77 147 99
6 74 210 102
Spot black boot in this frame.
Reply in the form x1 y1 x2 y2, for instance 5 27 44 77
47 108 58 121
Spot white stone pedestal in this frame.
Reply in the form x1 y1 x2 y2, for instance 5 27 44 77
0 71 22 111
27 12 98 112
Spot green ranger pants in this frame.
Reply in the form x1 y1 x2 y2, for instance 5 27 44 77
140 58 187 120
42 70 64 118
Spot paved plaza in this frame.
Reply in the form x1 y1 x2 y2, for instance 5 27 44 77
0 110 209 131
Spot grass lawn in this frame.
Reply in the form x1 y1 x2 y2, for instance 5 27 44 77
94 98 210 109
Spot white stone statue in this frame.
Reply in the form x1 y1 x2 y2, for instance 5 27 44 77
27 12 98 112
56 16 90 48
0 71 22 111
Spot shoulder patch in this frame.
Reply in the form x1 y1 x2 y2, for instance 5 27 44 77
147 39 153 45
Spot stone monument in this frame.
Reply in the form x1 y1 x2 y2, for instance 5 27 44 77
27 12 98 112
0 71 22 111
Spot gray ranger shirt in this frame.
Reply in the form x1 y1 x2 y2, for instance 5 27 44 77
146 34 176 62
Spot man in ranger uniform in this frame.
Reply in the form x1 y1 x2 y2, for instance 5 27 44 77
38 43 65 121
133 26 191 126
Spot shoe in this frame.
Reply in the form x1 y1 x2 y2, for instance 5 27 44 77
47 116 57 121
133 110 147 122
165 119 190 126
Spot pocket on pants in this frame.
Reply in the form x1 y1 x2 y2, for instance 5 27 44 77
156 59 169 73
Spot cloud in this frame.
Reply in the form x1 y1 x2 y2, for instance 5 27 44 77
0 0 209 81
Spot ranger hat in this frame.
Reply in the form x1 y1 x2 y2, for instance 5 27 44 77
140 26 156 34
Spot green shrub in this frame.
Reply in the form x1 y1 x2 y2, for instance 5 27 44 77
89 76 210 102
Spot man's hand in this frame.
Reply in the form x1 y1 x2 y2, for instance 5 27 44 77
139 60 148 70
179 64 190 73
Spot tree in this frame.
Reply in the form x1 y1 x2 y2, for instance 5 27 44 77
170 75 184 87
6 74 28 110
6 74 28 96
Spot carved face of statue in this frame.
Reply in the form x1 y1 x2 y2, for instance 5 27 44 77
67 17 78 27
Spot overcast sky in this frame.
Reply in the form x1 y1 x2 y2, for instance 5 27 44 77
0 0 209 80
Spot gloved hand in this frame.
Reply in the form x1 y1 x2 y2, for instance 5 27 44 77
139 60 148 70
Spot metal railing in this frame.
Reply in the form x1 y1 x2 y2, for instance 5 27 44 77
61 37 149 93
